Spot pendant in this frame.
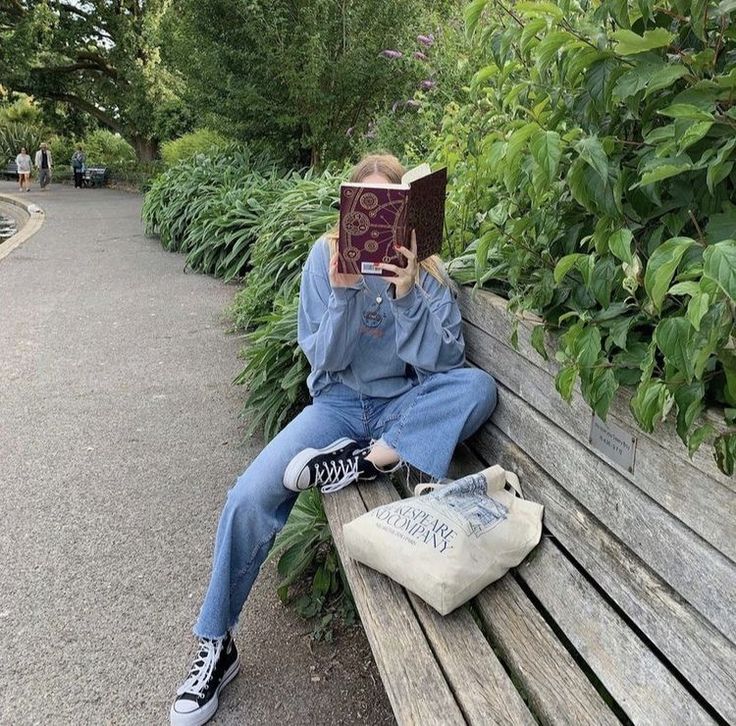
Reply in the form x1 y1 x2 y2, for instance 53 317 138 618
376 295 382 304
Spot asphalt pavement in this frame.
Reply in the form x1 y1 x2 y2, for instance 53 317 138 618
0 181 393 726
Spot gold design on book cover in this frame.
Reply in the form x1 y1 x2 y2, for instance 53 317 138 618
340 187 407 272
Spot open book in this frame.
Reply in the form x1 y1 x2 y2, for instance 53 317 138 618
337 163 447 276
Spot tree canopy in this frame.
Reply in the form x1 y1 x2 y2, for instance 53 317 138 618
0 0 189 159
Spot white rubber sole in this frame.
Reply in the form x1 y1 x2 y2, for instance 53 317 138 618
282 437 355 492
169 659 240 726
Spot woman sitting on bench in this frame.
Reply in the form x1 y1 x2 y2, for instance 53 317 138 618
170 153 498 726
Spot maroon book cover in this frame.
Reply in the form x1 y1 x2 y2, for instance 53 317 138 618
337 166 447 276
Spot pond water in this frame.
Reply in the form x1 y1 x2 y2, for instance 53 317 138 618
0 213 17 241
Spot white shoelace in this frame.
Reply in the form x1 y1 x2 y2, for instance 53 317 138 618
177 638 223 697
319 451 369 494
319 449 407 495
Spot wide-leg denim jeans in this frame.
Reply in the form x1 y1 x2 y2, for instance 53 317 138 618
194 367 496 638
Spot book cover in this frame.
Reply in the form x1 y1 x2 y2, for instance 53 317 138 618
337 166 447 276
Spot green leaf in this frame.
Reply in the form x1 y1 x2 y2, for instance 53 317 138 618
720 351 736 405
659 104 715 121
465 0 488 35
714 433 736 476
688 423 715 457
611 28 674 55
644 64 689 98
691 0 708 41
706 206 736 243
575 135 609 183
530 130 562 184
668 281 700 296
516 1 564 19
575 325 602 367
654 317 695 381
531 324 548 360
555 365 577 402
703 241 736 300
636 156 693 186
535 31 574 71
674 381 705 443
630 380 675 432
686 290 710 331
677 121 713 152
608 229 633 264
707 161 734 194
644 237 696 311
585 367 619 420
554 252 587 283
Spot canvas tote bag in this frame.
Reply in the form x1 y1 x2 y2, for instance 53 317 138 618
343 465 543 615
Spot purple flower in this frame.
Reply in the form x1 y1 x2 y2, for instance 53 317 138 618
405 99 421 109
417 34 434 47
346 127 354 137
412 51 428 61
380 49 403 59
420 79 435 91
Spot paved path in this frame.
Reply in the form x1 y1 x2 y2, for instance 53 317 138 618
0 182 393 725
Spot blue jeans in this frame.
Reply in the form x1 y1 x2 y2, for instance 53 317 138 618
194 367 497 638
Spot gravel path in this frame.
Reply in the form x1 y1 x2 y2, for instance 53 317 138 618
0 181 394 726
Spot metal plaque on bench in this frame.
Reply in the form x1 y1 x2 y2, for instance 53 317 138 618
589 414 637 474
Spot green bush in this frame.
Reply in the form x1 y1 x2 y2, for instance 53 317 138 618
83 129 136 169
229 168 340 330
233 295 310 441
267 487 354 636
142 146 280 278
160 128 230 167
441 0 736 473
0 122 46 162
49 136 76 170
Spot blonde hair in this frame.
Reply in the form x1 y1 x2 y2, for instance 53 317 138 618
327 153 448 285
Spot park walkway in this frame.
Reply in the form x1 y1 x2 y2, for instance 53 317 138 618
0 181 393 725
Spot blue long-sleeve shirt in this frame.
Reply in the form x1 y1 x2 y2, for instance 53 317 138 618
298 238 465 398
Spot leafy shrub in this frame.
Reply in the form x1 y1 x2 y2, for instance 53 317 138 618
49 136 76 169
441 0 736 473
143 146 280 278
0 122 46 161
161 128 231 167
83 129 136 169
229 169 340 330
267 487 354 636
233 295 310 440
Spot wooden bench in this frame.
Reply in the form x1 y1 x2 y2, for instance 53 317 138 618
323 287 736 725
82 166 109 187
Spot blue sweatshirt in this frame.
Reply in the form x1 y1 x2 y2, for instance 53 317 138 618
298 238 465 398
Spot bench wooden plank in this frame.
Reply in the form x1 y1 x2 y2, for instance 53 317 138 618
323 479 466 726
462 315 736 563
475 574 620 726
458 288 735 494
520 539 717 725
481 379 736 643
358 482 536 726
471 425 736 723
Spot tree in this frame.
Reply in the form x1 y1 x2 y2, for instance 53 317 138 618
0 0 187 160
164 0 451 166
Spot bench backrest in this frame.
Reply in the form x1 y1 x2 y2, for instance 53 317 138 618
458 287 736 724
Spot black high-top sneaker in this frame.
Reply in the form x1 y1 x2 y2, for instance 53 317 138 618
170 632 239 726
283 437 380 493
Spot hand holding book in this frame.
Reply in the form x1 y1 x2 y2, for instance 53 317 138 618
329 252 362 289
379 231 418 299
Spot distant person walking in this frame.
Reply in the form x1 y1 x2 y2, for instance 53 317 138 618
35 143 53 190
71 146 86 189
15 147 32 192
